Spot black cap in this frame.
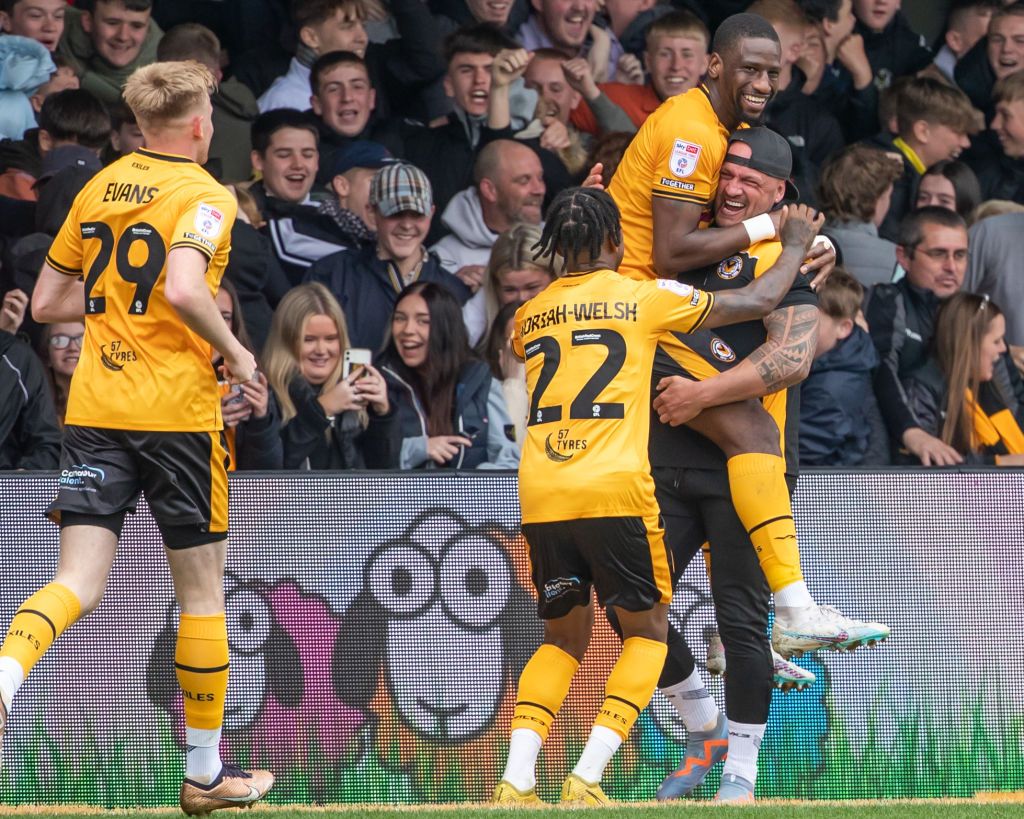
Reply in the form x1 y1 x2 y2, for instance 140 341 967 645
725 127 800 202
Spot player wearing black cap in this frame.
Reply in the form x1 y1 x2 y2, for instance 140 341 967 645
614 127 889 804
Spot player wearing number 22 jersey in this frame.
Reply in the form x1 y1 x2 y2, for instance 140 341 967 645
514 274 712 529
45 147 236 432
493 189 817 808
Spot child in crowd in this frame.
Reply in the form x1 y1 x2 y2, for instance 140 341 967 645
799 268 882 466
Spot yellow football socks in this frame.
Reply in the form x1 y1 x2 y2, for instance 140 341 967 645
511 643 580 742
0 583 81 677
595 636 668 740
175 613 229 731
726 453 804 592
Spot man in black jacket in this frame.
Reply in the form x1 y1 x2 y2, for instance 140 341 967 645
852 0 932 91
956 2 1024 120
0 327 61 470
967 69 1024 200
250 109 363 285
865 207 967 466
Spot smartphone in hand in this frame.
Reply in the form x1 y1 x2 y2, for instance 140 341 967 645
343 348 372 381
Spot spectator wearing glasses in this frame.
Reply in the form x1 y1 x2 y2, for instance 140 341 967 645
865 207 970 466
39 320 83 426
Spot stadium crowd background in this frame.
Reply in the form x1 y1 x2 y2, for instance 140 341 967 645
1 0 1023 472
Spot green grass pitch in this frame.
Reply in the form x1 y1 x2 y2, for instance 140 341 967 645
1 799 1024 819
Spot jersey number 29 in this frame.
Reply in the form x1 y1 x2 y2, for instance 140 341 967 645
81 221 166 316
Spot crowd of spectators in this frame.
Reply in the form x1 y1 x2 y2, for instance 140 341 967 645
2 0 1023 472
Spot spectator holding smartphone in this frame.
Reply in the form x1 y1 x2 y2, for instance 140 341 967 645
263 283 399 470
379 281 520 469
213 281 283 470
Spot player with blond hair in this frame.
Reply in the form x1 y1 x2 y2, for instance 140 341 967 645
0 60 273 815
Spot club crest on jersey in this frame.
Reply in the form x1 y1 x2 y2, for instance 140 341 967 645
717 255 743 280
195 203 224 238
710 337 736 363
669 139 701 178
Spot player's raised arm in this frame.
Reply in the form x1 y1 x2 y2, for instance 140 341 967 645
700 204 822 329
165 246 255 383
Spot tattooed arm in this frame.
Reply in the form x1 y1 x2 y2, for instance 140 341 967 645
652 304 819 426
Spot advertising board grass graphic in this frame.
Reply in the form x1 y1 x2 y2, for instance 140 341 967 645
0 472 1021 807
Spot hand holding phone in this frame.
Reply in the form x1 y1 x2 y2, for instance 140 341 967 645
343 348 373 382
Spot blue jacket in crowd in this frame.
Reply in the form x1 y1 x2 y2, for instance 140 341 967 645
799 326 879 466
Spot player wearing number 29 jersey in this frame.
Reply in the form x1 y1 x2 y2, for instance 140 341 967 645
0 63 274 816
513 273 713 524
45 148 237 432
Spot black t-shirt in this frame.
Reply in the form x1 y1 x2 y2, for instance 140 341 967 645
648 239 818 475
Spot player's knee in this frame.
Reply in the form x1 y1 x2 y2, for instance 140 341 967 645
613 603 669 643
543 631 590 662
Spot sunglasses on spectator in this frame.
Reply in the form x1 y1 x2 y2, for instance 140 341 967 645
49 334 84 349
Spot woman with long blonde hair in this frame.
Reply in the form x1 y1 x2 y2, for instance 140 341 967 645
904 292 1024 465
481 223 558 336
263 283 399 469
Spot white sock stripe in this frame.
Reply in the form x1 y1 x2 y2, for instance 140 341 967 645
678 687 710 700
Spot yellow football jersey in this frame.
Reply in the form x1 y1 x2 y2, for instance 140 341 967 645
607 86 733 282
46 148 237 432
512 270 714 523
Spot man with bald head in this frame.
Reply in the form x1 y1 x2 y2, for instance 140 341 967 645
432 139 546 343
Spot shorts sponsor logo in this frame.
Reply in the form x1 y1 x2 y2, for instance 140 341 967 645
717 255 743 280
543 575 582 601
195 203 225 239
710 337 736 363
659 177 696 191
669 139 701 178
59 463 106 492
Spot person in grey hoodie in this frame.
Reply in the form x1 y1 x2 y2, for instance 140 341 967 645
817 144 902 290
432 139 545 344
155 22 259 182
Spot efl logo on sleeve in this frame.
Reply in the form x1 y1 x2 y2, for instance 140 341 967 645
657 279 694 299
195 203 225 238
669 139 701 178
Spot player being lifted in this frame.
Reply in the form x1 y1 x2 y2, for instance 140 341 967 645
493 187 822 806
0 62 273 814
606 11 889 656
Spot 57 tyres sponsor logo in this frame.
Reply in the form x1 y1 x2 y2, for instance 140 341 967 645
100 339 137 371
544 428 588 462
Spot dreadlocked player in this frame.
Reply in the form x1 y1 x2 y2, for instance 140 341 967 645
493 187 822 806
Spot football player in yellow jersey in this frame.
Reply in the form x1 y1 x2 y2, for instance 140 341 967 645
619 129 888 804
0 62 274 814
606 11 862 674
492 187 821 806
